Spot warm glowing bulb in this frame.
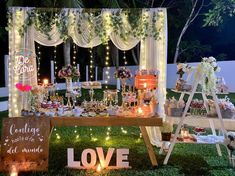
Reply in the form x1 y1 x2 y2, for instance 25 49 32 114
10 166 18 176
137 107 143 115
96 164 102 172
43 79 49 85
143 83 147 88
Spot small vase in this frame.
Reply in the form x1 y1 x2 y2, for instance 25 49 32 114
120 78 126 93
66 77 73 93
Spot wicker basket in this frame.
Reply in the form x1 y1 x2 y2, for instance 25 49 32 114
161 132 172 141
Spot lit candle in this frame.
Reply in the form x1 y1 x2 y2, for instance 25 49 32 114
137 107 143 116
43 79 49 86
96 163 102 172
143 83 147 89
10 166 18 176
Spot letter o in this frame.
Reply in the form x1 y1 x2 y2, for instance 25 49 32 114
81 149 96 168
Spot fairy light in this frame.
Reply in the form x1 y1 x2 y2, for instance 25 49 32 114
11 9 23 116
8 24 13 116
121 127 127 134
54 45 58 84
37 45 41 83
123 51 127 65
56 133 61 140
105 127 111 141
73 43 77 66
89 128 97 141
89 47 94 81
74 126 80 140
104 44 110 89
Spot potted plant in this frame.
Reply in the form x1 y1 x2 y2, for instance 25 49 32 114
160 121 173 141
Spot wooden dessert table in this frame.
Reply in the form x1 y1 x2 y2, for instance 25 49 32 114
50 115 163 167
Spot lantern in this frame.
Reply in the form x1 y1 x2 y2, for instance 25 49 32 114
134 70 158 90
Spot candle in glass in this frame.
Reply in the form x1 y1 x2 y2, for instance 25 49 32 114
43 79 49 86
137 107 143 116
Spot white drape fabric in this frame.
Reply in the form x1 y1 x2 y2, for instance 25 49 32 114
9 8 167 146
139 9 168 146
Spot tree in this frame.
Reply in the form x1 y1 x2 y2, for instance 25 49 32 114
178 40 211 62
203 0 235 27
172 0 205 63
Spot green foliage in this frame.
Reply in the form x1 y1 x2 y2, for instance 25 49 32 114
7 8 163 43
204 0 235 27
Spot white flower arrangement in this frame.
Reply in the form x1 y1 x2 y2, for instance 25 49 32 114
196 56 221 94
176 63 192 78
202 56 221 72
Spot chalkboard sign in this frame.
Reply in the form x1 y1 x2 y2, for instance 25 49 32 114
1 117 51 172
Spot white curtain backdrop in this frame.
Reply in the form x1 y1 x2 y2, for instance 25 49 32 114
139 9 168 146
9 7 167 146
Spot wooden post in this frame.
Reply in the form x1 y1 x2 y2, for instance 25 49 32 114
139 126 158 167
51 60 55 84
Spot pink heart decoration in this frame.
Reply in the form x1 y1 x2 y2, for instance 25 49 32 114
16 83 24 91
15 83 32 92
24 85 32 92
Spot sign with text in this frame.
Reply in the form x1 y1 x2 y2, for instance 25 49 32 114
13 48 36 82
67 147 130 169
1 117 50 172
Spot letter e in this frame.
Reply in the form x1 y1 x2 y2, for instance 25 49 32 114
116 148 129 168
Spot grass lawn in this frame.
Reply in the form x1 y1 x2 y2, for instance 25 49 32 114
0 89 235 176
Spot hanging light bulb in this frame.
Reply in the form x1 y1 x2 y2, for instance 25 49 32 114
37 45 41 83
104 44 110 89
123 51 127 65
89 47 94 81
73 43 77 66
54 45 57 84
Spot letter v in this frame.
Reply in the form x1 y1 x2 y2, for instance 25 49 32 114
96 147 114 168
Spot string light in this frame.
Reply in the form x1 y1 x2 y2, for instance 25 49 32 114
90 128 98 141
119 51 128 133
56 133 61 140
123 51 127 65
37 45 41 83
104 44 110 89
73 43 77 66
105 127 111 141
54 46 58 84
121 127 127 134
136 132 142 143
74 126 80 141
89 47 94 81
